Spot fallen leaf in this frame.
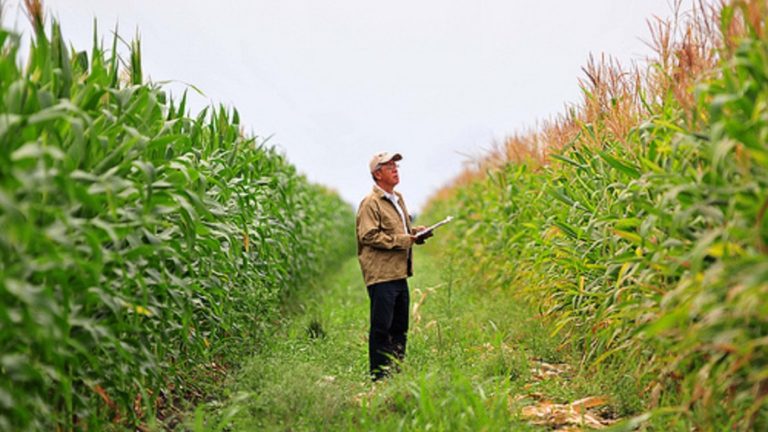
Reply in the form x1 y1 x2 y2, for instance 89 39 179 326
530 360 572 381
571 395 610 412
520 396 617 430
93 385 115 410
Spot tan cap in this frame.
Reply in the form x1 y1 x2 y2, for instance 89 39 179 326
369 152 403 173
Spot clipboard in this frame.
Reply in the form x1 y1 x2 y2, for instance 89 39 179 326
414 216 453 238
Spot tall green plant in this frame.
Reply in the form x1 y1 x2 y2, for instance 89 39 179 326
0 16 354 430
421 3 768 429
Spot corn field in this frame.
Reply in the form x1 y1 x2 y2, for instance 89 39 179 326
422 1 768 429
0 11 354 431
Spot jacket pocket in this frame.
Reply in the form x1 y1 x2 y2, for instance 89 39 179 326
379 207 403 234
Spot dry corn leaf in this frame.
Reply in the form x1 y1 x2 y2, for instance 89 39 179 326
509 392 549 405
411 287 435 330
554 427 584 432
571 395 610 412
520 396 616 430
530 359 572 380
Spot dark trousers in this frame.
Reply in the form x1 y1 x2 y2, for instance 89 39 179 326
367 278 409 381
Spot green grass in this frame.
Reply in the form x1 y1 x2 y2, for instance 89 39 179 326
209 257 367 431
204 242 646 431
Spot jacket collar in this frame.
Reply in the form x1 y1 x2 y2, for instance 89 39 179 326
373 184 400 202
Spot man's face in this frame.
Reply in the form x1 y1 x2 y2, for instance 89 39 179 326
375 160 400 188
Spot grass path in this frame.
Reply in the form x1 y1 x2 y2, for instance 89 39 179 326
199 245 628 431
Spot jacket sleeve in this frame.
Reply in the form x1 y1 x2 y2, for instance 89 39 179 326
357 200 412 250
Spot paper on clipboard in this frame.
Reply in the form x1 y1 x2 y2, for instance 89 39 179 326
415 216 453 238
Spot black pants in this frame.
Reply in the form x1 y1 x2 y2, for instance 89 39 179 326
367 278 409 381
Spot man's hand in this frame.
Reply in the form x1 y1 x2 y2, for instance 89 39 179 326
412 226 434 245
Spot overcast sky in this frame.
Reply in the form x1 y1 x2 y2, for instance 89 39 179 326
4 0 683 211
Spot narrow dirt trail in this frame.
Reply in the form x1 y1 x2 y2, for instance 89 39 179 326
201 246 621 431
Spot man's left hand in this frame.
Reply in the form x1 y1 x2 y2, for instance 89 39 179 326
413 226 434 245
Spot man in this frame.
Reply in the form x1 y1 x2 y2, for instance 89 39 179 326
356 151 431 381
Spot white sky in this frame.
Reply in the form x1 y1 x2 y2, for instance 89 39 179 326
4 0 684 212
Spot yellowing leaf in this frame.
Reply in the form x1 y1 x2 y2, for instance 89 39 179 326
129 304 152 316
614 229 642 244
706 242 745 258
125 303 152 316
544 226 562 239
615 262 631 290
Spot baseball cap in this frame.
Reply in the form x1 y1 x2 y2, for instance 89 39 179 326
369 152 403 173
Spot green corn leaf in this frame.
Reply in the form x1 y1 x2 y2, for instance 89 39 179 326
599 152 641 179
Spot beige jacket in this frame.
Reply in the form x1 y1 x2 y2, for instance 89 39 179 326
356 186 415 286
